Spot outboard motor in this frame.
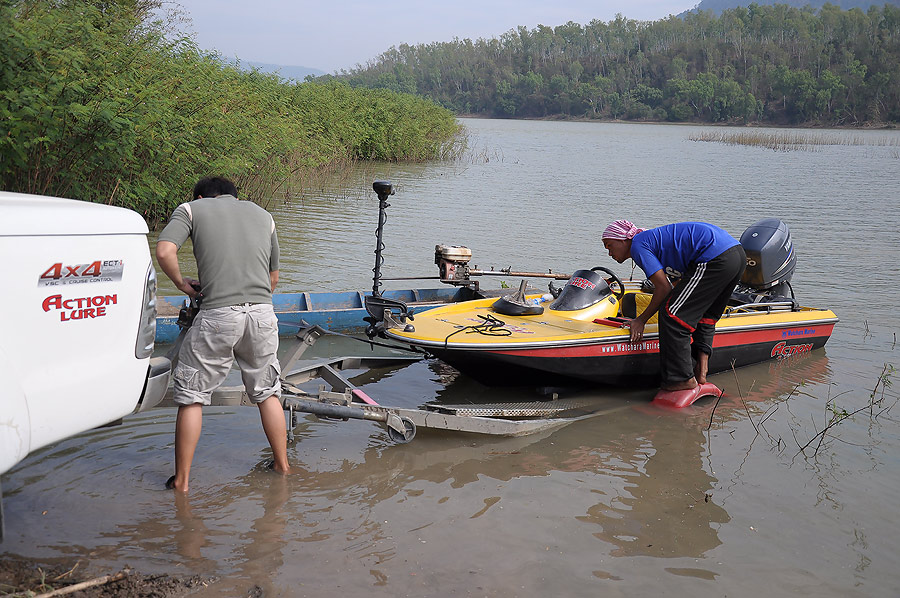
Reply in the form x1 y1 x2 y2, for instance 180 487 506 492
549 269 613 311
733 218 797 303
435 244 472 283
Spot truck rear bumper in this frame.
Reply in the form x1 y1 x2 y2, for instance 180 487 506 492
137 356 171 412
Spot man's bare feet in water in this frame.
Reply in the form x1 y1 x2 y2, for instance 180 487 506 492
661 377 699 391
694 352 710 384
266 460 294 475
166 475 188 493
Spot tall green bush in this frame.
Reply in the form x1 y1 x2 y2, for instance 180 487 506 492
0 0 463 226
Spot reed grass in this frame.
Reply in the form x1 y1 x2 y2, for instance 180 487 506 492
690 130 900 152
464 144 506 164
273 157 396 203
254 125 503 206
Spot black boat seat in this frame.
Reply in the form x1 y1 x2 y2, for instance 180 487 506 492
620 293 638 318
492 296 544 316
617 292 659 324
491 279 544 316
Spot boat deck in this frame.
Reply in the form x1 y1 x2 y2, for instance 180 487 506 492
385 292 839 351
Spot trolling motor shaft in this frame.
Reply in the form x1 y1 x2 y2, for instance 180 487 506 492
364 181 415 338
371 180 394 297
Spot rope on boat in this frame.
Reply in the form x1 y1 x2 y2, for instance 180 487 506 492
443 313 512 348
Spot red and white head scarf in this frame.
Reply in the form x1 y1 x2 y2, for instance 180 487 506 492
601 220 644 241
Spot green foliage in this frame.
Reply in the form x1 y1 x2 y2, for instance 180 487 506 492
0 0 462 225
345 3 900 125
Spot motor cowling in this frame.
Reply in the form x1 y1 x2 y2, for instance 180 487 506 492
739 218 796 293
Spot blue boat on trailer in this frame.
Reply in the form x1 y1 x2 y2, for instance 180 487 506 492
155 286 487 344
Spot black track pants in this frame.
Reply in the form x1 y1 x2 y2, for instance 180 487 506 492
658 244 746 385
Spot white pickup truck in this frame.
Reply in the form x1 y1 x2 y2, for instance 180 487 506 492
0 192 171 497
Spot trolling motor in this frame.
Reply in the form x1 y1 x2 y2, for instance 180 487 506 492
370 181 393 297
363 181 415 338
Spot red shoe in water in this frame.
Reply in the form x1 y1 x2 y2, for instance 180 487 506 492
652 383 723 408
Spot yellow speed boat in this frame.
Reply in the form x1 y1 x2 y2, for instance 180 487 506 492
376 219 837 388
382 271 836 387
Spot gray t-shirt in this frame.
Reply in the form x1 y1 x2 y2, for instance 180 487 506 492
159 195 279 309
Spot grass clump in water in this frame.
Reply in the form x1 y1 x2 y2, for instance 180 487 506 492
690 130 900 152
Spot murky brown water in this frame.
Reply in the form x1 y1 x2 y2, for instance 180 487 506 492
4 120 900 596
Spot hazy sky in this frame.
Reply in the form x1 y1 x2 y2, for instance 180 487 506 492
165 1 698 73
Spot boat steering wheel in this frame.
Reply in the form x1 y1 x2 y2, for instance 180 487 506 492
590 266 625 301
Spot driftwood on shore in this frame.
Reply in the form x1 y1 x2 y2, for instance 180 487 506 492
33 570 129 598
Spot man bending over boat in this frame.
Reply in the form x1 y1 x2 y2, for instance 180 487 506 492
601 220 746 392
156 176 290 493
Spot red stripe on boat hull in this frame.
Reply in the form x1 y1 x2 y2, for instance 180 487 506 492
426 322 835 387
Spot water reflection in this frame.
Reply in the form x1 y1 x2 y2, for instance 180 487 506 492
0 345 885 594
172 491 213 565
8 119 900 595
580 419 728 559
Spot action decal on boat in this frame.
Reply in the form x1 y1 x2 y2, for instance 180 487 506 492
714 325 834 348
770 341 814 358
42 294 118 321
38 260 124 287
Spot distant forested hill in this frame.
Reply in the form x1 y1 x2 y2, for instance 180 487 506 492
242 61 325 81
683 0 900 15
342 3 900 126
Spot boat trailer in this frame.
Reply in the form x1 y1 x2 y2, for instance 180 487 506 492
280 325 626 443
162 319 626 444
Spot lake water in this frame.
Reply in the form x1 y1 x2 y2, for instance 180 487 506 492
3 119 900 596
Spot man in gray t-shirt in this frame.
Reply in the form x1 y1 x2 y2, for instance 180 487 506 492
157 176 290 492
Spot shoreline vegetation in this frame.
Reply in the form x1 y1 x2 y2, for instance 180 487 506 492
0 0 465 227
3 2 899 227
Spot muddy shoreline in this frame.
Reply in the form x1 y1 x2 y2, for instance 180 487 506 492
0 556 216 597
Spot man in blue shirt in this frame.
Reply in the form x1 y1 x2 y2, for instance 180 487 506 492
601 220 746 391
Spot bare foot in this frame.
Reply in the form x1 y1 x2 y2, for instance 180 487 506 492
661 377 699 391
694 353 710 384
265 459 294 475
166 475 189 493
694 367 707 385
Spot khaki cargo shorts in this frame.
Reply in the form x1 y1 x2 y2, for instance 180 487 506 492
172 303 281 406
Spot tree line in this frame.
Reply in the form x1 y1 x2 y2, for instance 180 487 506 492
0 0 463 226
341 3 900 125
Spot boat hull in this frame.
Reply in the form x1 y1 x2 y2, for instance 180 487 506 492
383 291 838 388
424 322 835 387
